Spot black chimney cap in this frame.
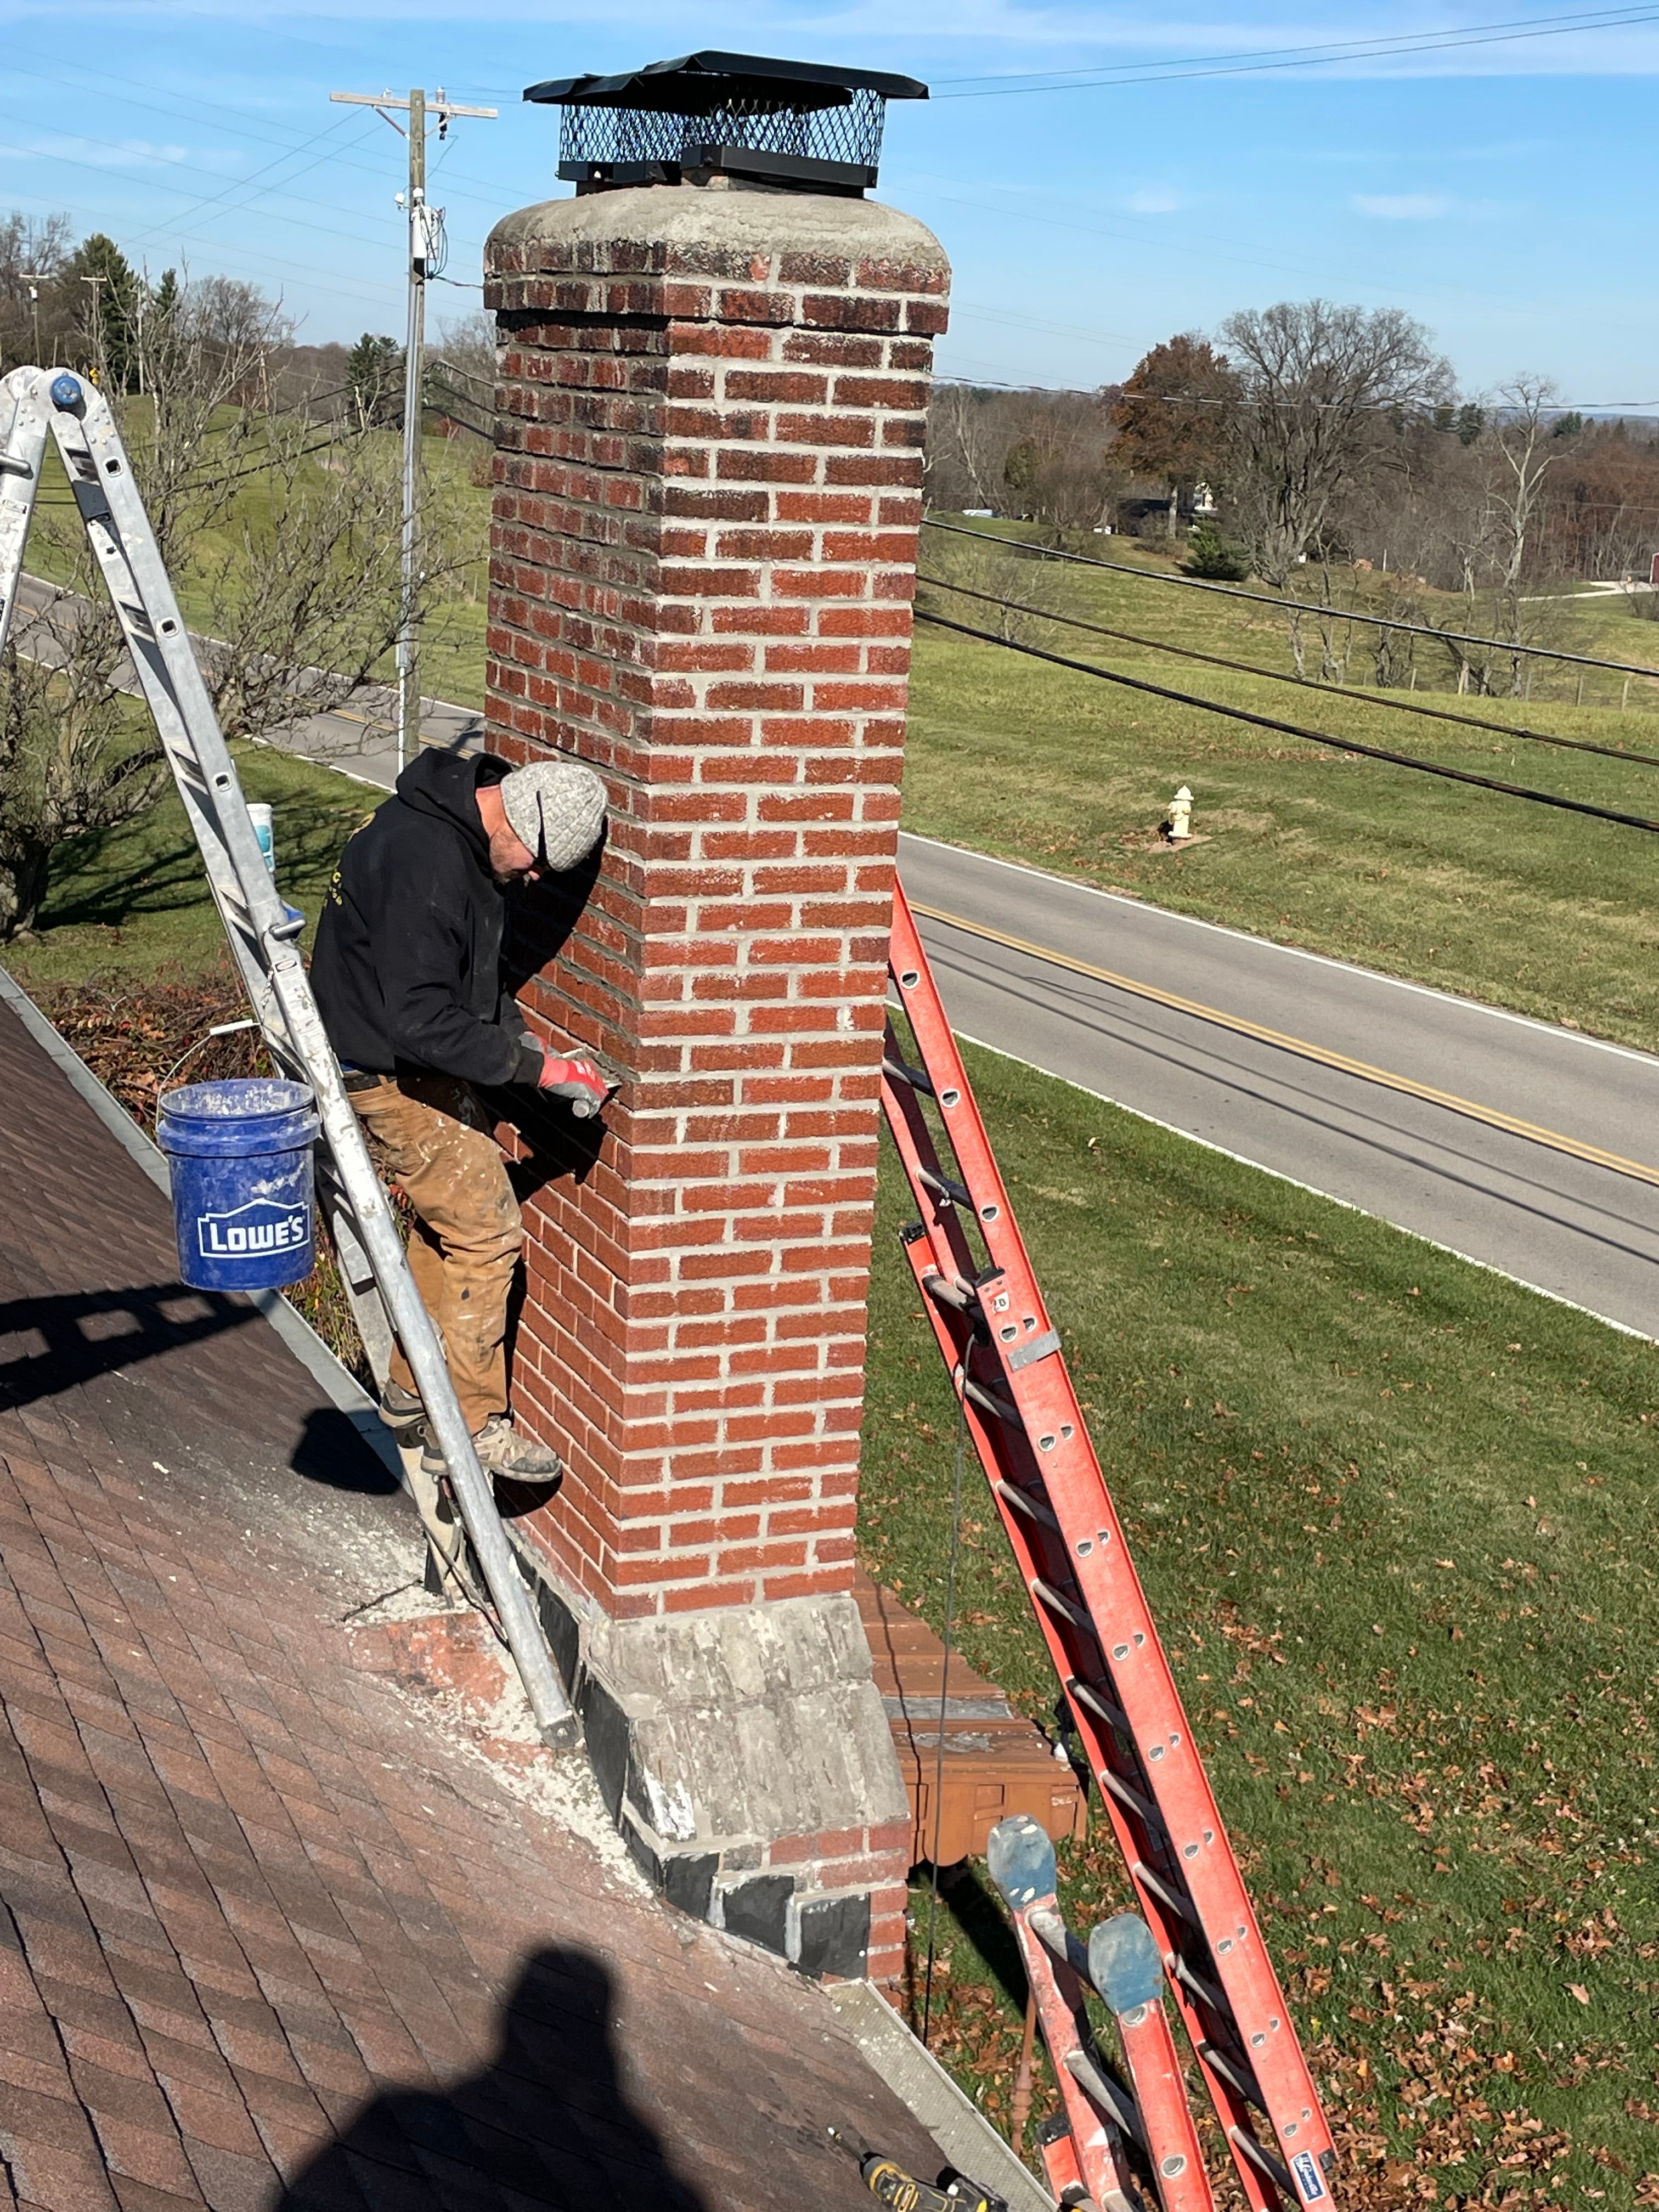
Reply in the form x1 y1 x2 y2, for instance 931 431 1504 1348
523 50 927 196
523 52 928 111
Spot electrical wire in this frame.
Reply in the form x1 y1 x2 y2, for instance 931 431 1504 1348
2 53 509 220
921 517 1659 679
917 573 1659 769
934 3 1659 97
913 607 1659 833
119 110 376 258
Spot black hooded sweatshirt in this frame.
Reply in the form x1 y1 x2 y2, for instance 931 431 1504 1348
309 750 543 1088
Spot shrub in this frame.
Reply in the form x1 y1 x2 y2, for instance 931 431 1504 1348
1183 523 1251 582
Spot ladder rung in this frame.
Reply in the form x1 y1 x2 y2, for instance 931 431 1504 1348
1169 1951 1230 2024
995 1478 1060 1532
1203 2043 1269 2116
1098 1764 1159 1827
1032 1578 1098 1638
1068 1674 1130 1736
923 1270 977 1313
882 1052 934 1097
1228 2127 1295 2199
964 1374 1023 1429
1064 2049 1146 2148
1131 1860 1203 1933
918 1163 972 1208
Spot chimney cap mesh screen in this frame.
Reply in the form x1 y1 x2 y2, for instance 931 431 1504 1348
524 51 927 190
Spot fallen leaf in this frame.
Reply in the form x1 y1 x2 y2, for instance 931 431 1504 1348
1568 1983 1590 2006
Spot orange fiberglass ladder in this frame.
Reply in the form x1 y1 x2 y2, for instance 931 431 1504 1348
880 881 1336 2212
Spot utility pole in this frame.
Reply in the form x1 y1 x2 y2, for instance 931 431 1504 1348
330 86 496 771
80 272 106 384
20 273 43 366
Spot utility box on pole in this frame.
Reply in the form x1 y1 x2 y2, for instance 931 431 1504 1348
484 52 947 1979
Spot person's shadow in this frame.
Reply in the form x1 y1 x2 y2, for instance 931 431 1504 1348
279 1947 708 2212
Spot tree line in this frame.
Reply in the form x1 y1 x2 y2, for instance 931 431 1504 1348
924 299 1659 604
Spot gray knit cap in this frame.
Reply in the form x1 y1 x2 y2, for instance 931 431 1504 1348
499 758 607 872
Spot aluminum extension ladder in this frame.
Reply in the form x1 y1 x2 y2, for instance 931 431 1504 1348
882 881 1335 2211
0 365 579 1748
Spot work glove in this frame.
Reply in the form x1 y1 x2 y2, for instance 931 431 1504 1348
535 1050 611 1119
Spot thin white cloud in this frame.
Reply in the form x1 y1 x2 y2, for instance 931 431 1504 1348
1127 187 1183 214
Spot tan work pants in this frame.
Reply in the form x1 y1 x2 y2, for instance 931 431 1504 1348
348 1073 521 1435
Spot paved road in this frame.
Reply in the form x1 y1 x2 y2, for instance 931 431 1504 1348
898 832 1659 1338
13 569 481 785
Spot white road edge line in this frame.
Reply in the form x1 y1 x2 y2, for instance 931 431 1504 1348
899 830 1659 1071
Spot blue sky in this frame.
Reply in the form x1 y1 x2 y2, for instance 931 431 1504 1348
4 3 1659 404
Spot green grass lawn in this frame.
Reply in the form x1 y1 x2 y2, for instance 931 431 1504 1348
864 1041 1657 2208
2 741 377 994
26 414 491 714
907 528 1659 1055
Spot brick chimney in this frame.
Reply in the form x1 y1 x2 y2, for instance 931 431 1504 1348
484 183 948 1980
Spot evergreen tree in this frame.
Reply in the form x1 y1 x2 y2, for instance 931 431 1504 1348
66 233 140 388
1182 522 1251 581
347 331 403 427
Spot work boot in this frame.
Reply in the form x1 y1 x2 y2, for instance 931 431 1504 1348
422 1415 563 1484
378 1379 426 1441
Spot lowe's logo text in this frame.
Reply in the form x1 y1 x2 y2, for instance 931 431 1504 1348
196 1200 309 1259
1291 2152 1327 2203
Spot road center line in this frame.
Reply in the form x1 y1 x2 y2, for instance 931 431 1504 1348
907 897 1659 1192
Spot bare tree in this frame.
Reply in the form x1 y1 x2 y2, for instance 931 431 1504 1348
433 309 496 392
1220 300 1453 585
0 212 73 367
196 425 478 742
917 526 1071 645
1487 376 1557 685
1001 390 1120 535
925 383 1023 514
0 602 161 939
120 271 295 571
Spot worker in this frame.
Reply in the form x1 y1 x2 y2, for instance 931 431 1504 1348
311 749 608 1480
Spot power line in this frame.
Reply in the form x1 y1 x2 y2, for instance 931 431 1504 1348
917 572 1659 768
912 607 1659 834
934 2 1659 84
2 53 509 220
118 110 374 258
934 3 1659 97
0 134 410 260
920 517 1659 679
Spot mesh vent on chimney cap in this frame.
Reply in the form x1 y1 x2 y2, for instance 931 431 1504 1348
523 49 928 196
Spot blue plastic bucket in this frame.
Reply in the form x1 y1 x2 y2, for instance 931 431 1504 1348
157 1078 319 1291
